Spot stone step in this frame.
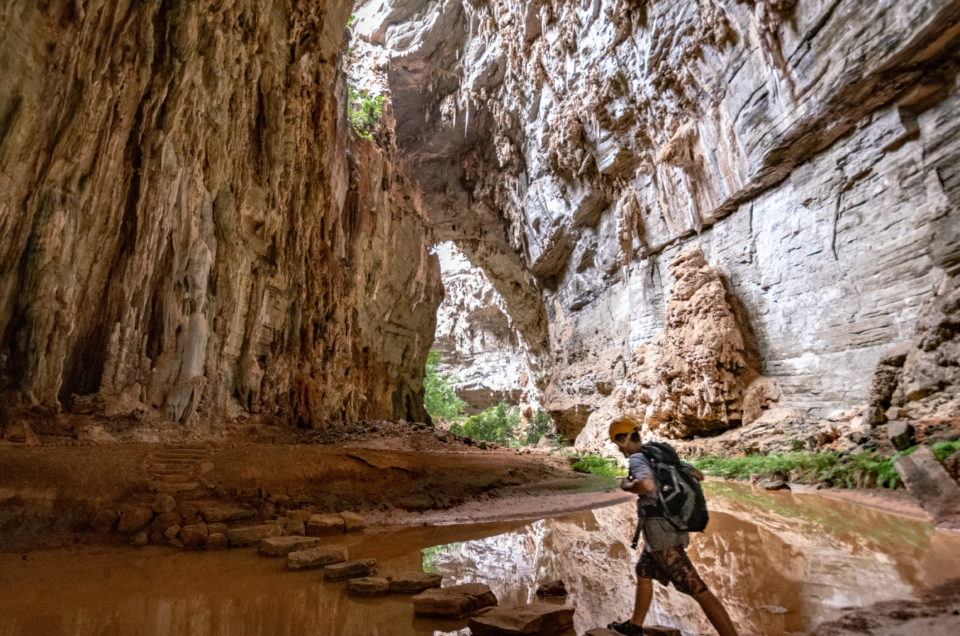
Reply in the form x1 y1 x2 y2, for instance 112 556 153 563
287 546 349 570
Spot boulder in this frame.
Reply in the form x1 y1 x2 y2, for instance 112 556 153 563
387 571 442 593
536 580 567 598
888 420 915 450
347 576 390 596
117 505 154 534
227 523 282 547
163 524 182 541
131 531 149 547
258 536 321 557
306 514 345 536
91 509 118 533
412 583 498 618
205 533 229 550
287 546 349 570
152 494 178 514
180 523 208 549
323 559 376 581
469 603 575 635
895 446 960 528
339 511 366 532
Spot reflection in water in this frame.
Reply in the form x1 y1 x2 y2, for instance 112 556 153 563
429 482 960 636
1 483 958 636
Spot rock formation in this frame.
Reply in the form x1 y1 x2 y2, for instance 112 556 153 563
354 0 960 442
0 0 442 429
432 242 534 413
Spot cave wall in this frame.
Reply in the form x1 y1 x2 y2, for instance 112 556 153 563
0 0 443 428
356 0 960 441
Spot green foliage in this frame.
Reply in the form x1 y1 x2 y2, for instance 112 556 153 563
450 402 521 446
423 350 466 422
570 453 627 478
347 14 356 29
347 86 385 140
688 447 952 489
523 409 552 445
932 439 960 462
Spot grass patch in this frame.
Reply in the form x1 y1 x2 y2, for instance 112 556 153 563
570 453 627 478
932 439 960 462
691 450 909 489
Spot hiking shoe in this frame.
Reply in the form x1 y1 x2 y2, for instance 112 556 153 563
608 620 644 635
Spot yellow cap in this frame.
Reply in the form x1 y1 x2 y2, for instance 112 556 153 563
608 417 639 443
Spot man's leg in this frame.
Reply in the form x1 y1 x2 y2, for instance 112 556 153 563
632 575 653 626
693 588 738 636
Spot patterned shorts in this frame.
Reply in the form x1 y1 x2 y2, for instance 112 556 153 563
636 544 708 597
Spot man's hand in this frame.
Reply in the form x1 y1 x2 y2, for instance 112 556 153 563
620 477 655 494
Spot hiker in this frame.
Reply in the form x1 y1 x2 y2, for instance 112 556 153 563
606 418 738 636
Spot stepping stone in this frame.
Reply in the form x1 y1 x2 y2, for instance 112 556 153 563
387 571 442 593
412 583 498 618
469 602 574 635
306 514 345 536
585 627 680 636
227 523 282 547
205 533 229 550
287 546 349 570
339 511 366 532
323 559 376 581
347 576 390 596
258 535 321 557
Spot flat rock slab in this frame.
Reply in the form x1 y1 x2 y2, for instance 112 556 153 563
195 502 257 523
585 627 681 636
347 576 390 596
227 523 281 547
387 571 442 593
306 514 345 536
323 559 376 580
287 546 348 570
258 535 321 557
469 602 574 635
339 511 366 532
413 583 498 618
895 445 960 528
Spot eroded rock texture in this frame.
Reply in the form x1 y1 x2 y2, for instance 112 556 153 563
356 0 960 442
433 242 533 414
0 0 442 428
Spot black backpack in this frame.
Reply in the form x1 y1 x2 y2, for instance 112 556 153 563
631 442 709 537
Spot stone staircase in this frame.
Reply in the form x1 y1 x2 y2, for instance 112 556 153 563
145 445 209 493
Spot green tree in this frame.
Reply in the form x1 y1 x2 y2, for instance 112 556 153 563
423 350 466 421
523 409 553 445
450 402 520 446
347 86 385 140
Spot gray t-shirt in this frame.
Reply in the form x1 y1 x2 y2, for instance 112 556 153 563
628 451 693 552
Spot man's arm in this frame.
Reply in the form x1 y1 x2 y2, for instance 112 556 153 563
620 476 656 494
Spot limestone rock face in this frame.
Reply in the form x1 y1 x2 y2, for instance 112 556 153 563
433 242 533 413
0 0 442 428
357 0 960 441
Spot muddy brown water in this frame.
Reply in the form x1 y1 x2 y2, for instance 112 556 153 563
1 482 958 636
